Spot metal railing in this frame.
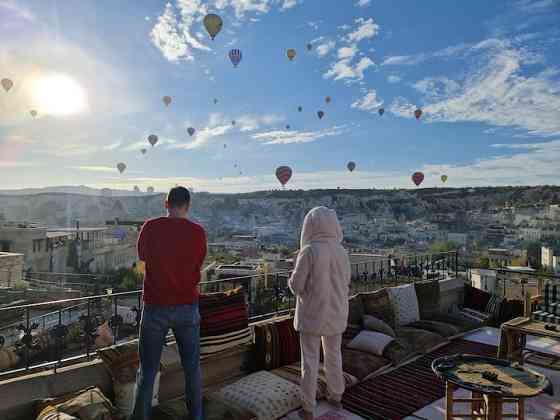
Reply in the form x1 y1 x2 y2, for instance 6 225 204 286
0 252 459 378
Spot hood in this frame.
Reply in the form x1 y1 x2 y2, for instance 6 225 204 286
300 206 343 248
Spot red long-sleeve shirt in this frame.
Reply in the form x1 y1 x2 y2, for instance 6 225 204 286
138 217 207 305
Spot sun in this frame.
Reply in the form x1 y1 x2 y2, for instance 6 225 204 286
31 74 87 116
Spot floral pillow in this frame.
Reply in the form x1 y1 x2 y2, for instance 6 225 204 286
214 371 301 420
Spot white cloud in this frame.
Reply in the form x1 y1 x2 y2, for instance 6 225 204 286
251 126 346 145
389 97 418 119
279 0 298 9
150 3 195 62
70 166 119 173
382 54 426 66
421 45 560 137
174 124 232 150
413 76 461 99
345 18 380 43
355 0 371 7
316 40 336 57
324 56 374 82
337 45 358 60
236 114 284 131
387 74 401 83
351 89 383 112
514 0 556 13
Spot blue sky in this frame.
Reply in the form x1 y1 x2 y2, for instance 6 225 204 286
0 0 559 192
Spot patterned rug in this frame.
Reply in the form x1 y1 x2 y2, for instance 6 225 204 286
342 339 498 420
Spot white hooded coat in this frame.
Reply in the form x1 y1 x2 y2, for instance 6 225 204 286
288 206 351 336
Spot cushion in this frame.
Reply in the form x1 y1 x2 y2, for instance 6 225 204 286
405 320 460 337
37 387 114 420
395 327 446 354
347 294 364 325
347 331 395 356
342 323 362 347
388 284 420 326
214 371 301 420
200 287 252 356
464 284 491 311
382 340 412 366
424 312 481 332
361 289 395 328
152 395 256 420
254 318 300 371
414 280 441 318
271 362 358 400
37 406 78 420
341 348 391 380
363 314 396 337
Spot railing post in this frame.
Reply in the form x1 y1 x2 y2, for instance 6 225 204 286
455 251 459 279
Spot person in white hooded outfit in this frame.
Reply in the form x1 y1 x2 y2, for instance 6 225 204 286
288 206 351 420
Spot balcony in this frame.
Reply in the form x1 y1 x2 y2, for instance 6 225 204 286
0 251 558 420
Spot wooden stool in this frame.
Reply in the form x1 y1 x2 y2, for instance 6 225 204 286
445 382 526 420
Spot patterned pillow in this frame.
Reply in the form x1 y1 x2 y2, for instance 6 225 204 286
254 318 300 371
214 371 301 420
387 284 420 326
347 330 395 356
361 289 395 328
362 315 396 337
414 280 441 318
37 406 78 420
37 387 114 420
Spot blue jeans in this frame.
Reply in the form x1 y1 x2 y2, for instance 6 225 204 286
131 304 202 420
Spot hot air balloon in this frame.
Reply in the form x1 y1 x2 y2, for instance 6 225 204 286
229 49 242 67
148 134 158 147
234 163 238 168
307 43 313 51
414 109 423 120
231 120 236 126
412 172 424 186
117 162 126 174
223 144 227 149
213 98 218 105
325 96 331 104
276 166 292 187
347 161 356 172
147 186 155 193
287 49 296 61
1 78 13 92
298 106 302 112
378 108 385 116
285 124 291 130
133 185 140 193
317 110 324 119
441 175 448 183
30 110 38 118
141 148 147 155
163 96 172 106
203 14 223 40
187 127 195 137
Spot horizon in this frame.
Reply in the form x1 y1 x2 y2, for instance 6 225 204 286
1 0 560 193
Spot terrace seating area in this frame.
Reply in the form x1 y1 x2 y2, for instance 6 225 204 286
0 275 558 420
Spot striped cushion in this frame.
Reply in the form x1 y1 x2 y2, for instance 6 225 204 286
200 327 252 357
254 318 300 371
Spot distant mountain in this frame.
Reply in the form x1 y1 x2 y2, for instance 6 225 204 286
0 185 147 197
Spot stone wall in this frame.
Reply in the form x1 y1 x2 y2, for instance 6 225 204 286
0 253 23 287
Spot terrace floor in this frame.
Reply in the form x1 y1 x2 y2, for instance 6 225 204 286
278 327 560 420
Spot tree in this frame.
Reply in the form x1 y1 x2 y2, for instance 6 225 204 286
430 241 457 254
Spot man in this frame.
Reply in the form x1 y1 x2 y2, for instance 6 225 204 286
131 186 207 420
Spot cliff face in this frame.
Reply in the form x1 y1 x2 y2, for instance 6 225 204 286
1 185 559 228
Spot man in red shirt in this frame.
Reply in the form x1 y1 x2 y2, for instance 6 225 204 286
131 186 206 420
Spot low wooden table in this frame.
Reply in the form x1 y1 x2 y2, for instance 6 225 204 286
432 354 552 420
498 317 560 366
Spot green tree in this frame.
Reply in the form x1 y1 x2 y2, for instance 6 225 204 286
429 241 457 253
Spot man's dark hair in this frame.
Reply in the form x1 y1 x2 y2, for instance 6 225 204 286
167 186 191 208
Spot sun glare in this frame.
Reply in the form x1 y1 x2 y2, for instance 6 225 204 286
32 74 87 116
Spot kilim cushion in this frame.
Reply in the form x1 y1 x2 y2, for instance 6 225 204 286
254 317 300 371
405 320 460 337
214 371 301 420
36 387 114 420
341 348 391 380
361 289 395 328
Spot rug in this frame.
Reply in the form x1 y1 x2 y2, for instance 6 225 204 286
341 339 497 420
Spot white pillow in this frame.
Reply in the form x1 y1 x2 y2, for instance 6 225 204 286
388 283 420 326
114 372 160 415
347 330 394 356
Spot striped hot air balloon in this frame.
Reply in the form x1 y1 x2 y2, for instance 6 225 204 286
275 166 292 187
412 171 424 186
229 49 242 67
414 108 423 120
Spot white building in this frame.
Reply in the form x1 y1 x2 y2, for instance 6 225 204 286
470 268 497 294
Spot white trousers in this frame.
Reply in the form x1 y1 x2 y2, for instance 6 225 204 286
299 333 345 413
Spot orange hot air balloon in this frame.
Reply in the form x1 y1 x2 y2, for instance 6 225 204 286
276 166 292 186
287 49 296 61
412 172 424 186
414 109 423 120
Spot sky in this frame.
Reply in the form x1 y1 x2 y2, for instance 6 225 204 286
0 0 560 193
